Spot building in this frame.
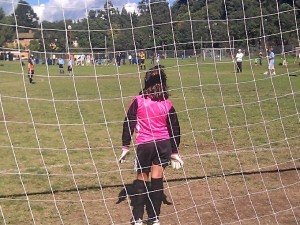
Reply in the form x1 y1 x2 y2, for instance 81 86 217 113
16 30 35 49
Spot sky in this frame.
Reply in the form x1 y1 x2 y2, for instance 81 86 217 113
0 0 140 21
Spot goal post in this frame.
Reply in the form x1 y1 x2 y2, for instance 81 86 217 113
202 48 235 61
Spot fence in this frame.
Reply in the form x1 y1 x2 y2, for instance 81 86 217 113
3 45 295 65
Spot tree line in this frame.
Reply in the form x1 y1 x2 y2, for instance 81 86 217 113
0 0 299 53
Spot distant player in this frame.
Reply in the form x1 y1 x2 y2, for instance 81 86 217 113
151 53 155 64
156 54 160 64
254 58 258 66
27 58 34 84
58 58 64 74
267 48 275 75
68 57 73 76
140 50 146 70
116 52 121 67
259 51 263 66
128 54 132 65
235 49 244 73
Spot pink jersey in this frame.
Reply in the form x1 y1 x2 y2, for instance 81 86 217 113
135 95 173 144
122 95 180 152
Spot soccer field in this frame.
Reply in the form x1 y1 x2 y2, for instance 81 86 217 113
0 57 299 224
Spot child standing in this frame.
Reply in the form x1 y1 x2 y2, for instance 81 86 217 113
118 65 184 225
254 58 258 66
267 48 276 75
58 58 64 74
27 59 34 84
156 54 160 65
259 51 263 66
67 57 73 76
140 50 146 70
235 49 244 73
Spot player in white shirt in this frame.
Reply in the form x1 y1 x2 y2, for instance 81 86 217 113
235 49 244 73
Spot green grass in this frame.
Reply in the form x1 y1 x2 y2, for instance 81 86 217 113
0 56 299 224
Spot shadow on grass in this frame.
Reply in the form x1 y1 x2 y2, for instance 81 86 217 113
1 166 299 199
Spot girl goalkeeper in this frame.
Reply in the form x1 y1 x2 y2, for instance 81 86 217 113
118 65 183 225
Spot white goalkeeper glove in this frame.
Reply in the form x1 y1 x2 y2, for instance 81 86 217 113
171 154 184 169
118 147 130 163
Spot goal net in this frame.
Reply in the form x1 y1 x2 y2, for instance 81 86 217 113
202 48 235 61
0 0 299 224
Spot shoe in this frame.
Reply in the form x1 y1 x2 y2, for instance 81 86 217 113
152 219 160 225
132 218 143 225
146 219 160 225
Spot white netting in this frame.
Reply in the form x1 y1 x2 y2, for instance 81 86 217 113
0 0 299 224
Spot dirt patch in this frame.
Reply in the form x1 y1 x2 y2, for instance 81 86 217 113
1 165 299 224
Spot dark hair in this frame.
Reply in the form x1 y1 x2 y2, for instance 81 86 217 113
140 65 168 101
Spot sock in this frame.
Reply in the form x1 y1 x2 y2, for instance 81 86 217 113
132 179 147 220
149 178 163 221
145 182 154 220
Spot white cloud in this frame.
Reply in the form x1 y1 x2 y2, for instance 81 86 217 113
0 0 139 22
30 0 139 22
31 0 96 22
124 3 138 14
32 4 46 20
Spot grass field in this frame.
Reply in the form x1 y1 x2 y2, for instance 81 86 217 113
0 56 299 224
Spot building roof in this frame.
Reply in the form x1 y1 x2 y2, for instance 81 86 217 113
18 31 34 39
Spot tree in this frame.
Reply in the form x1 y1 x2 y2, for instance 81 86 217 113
13 0 39 33
88 10 97 19
138 0 149 15
104 1 118 16
121 7 128 15
277 3 298 45
0 7 4 20
2 0 298 53
28 39 40 51
0 8 14 46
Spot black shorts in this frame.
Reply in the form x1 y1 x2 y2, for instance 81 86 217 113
135 139 172 173
59 64 63 68
140 59 145 64
68 66 72 71
28 71 34 77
